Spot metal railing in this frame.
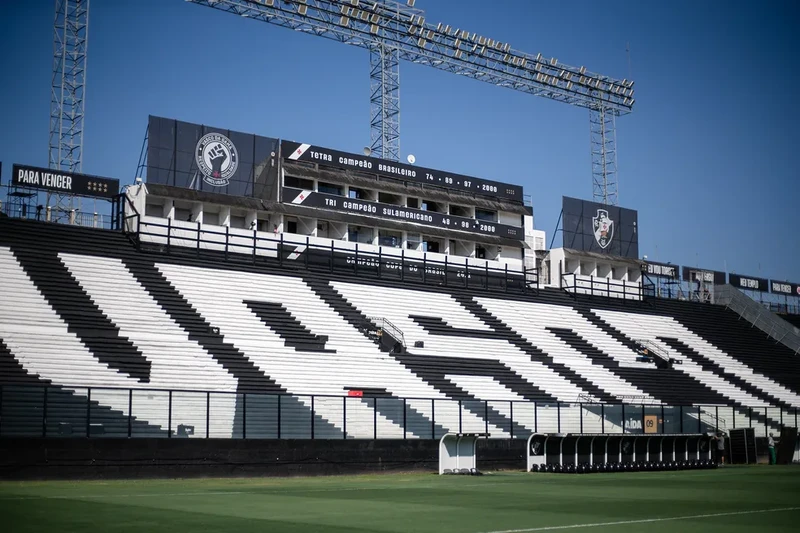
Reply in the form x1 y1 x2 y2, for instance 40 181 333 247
715 284 800 355
366 316 406 348
123 213 539 295
561 273 655 302
1 202 115 229
1 384 795 440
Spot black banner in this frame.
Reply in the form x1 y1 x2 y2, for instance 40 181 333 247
682 266 726 285
146 116 280 200
561 196 639 259
770 280 800 297
11 164 119 199
644 260 679 279
728 273 769 292
283 187 523 240
282 141 523 202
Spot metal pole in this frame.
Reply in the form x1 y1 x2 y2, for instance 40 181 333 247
458 399 462 433
277 394 282 439
403 398 407 439
373 397 378 440
484 400 489 436
42 387 48 438
168 390 173 438
242 392 247 440
343 396 347 440
601 404 605 433
311 395 315 439
128 389 133 438
86 387 92 438
431 398 435 439
206 391 210 438
509 401 514 439
557 402 561 433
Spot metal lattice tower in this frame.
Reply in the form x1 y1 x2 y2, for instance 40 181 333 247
368 8 401 160
188 1 636 199
590 106 618 205
49 0 90 218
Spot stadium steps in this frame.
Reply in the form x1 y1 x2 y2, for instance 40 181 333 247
569 309 734 406
659 337 793 411
10 248 151 383
454 296 617 403
245 300 334 353
306 278 523 436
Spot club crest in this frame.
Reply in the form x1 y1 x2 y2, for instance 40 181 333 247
592 209 614 249
195 133 239 187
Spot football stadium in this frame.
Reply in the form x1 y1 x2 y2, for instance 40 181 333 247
1 0 799 531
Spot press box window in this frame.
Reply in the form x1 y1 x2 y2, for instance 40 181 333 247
284 175 314 190
475 209 497 222
318 181 343 195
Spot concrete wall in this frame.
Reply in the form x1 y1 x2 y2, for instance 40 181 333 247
0 438 527 480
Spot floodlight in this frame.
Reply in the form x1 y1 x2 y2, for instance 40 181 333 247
417 37 426 48
370 13 379 23
478 36 486 45
370 24 378 34
339 15 349 25
550 57 558 66
579 66 586 74
407 0 415 6
454 38 461 49
298 4 307 15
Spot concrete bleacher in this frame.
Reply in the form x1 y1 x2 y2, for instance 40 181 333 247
0 216 798 440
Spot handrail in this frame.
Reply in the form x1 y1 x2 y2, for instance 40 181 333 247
129 216 540 295
560 272 648 302
366 316 406 347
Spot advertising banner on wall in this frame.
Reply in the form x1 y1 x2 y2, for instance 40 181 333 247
770 280 800 296
11 164 119 199
643 260 679 279
146 116 280 200
728 273 770 292
561 196 639 259
283 187 524 240
681 266 726 285
281 140 523 202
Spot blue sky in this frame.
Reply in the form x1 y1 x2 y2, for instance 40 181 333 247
1 0 797 283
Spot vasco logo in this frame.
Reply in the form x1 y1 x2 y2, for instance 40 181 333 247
592 208 614 249
195 133 238 187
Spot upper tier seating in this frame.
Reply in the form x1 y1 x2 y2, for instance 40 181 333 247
0 217 797 439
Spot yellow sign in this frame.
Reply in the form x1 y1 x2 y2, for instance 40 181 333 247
644 415 659 434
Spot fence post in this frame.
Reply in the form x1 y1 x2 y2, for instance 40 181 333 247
378 247 382 279
279 233 284 267
277 394 282 439
311 395 315 439
641 404 645 434
400 249 405 282
590 275 594 297
354 244 359 276
444 256 448 287
715 406 719 433
203 392 211 438
509 401 514 439
464 262 469 288
403 398 407 440
423 253 427 284
331 240 335 273
579 402 584 434
41 386 48 438
557 402 561 433
431 399 435 439
679 406 683 433
128 389 133 438
343 396 347 440
168 390 173 438
504 264 508 292
458 399 462 433
0 385 3 436
534 401 538 433
601 404 605 433
196 221 201 256
484 400 489 436
242 393 247 440
622 403 626 434
86 388 92 438
166 217 172 253
225 225 229 260
374 398 378 440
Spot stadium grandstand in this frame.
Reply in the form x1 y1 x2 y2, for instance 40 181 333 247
1 114 799 479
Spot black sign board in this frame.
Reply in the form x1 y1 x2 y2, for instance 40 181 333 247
145 116 280 200
728 273 769 292
681 266 726 285
644 260 679 279
282 187 524 240
561 196 639 259
281 140 523 202
11 164 119 199
770 280 800 297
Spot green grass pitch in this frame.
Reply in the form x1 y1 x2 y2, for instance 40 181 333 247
1 466 798 532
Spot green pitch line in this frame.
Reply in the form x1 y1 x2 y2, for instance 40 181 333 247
1 467 798 533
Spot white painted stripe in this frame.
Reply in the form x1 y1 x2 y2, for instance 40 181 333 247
286 245 307 260
290 189 313 204
288 143 311 160
481 506 800 533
